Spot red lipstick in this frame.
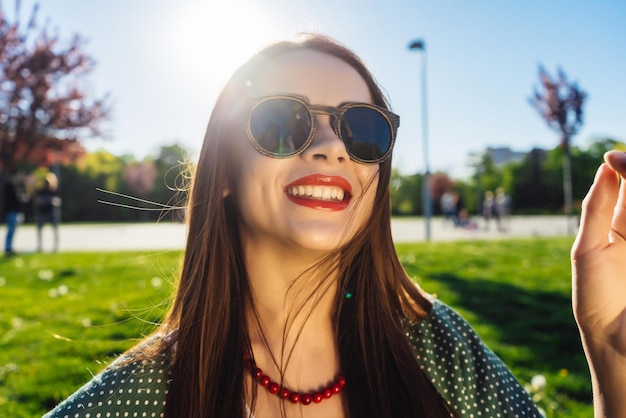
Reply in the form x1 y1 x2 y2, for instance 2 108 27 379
284 174 352 211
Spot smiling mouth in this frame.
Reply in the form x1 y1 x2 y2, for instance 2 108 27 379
285 185 348 202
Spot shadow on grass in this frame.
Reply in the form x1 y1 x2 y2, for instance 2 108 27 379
428 272 590 399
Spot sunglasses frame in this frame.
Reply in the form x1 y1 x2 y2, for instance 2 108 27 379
244 94 400 164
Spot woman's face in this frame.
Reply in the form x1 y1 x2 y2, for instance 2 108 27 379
228 48 380 255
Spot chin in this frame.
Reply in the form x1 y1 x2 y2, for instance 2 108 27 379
293 229 358 253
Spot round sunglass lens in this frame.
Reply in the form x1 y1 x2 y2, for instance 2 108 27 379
249 98 312 156
340 107 392 162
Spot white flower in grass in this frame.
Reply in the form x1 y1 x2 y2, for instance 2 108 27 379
57 284 69 296
38 269 54 281
531 374 547 391
11 317 23 328
0 277 6 286
150 277 163 288
48 288 58 298
81 318 92 327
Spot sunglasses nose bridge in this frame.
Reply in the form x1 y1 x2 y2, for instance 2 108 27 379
302 110 349 162
310 108 343 140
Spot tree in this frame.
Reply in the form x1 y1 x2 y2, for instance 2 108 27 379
0 1 109 174
390 169 422 216
428 172 455 202
529 65 586 233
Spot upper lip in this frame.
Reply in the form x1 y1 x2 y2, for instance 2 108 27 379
284 174 353 199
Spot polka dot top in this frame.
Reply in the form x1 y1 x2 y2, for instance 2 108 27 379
406 299 542 417
43 352 171 418
44 299 541 417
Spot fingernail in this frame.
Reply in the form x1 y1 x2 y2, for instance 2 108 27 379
615 151 626 164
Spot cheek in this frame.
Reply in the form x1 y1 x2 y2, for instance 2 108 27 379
352 165 380 220
232 148 282 208
357 165 380 195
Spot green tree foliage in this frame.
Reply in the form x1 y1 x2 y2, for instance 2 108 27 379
390 138 625 216
390 169 422 215
58 150 126 221
147 143 190 222
509 148 553 213
476 153 504 196
19 143 192 223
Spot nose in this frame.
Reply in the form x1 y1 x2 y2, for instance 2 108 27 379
300 115 349 163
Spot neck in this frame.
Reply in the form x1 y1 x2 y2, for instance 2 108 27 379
245 250 339 343
243 240 341 383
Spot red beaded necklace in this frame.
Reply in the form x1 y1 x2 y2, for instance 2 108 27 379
244 355 346 405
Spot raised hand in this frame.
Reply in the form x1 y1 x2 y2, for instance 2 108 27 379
571 150 626 417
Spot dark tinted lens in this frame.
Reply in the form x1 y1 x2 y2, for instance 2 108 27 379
340 107 392 161
249 98 312 156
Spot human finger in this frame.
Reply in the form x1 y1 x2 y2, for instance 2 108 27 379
572 163 620 256
604 150 626 177
603 151 626 243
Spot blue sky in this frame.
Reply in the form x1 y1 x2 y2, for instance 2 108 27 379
14 0 626 178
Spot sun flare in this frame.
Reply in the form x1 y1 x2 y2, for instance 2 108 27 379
169 1 285 90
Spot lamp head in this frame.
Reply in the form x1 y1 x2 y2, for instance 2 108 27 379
409 40 425 50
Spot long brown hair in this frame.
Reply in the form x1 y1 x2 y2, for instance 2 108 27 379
150 34 452 417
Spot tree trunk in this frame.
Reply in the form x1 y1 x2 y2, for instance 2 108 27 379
562 139 575 234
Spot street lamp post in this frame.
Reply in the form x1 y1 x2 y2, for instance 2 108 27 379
408 39 432 241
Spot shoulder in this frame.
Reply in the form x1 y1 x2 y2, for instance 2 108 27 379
43 341 171 418
405 298 542 417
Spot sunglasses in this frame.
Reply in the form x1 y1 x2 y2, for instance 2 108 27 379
244 94 399 164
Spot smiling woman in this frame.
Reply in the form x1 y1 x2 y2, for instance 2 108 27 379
44 34 545 418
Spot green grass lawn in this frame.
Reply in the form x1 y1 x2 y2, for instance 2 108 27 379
0 238 592 417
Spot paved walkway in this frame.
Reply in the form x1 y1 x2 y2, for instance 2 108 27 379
3 215 578 253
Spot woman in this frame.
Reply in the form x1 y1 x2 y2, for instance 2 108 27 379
45 34 621 418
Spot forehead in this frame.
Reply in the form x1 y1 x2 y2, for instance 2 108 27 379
243 49 372 105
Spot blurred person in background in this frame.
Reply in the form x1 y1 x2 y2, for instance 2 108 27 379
2 169 27 256
35 172 61 252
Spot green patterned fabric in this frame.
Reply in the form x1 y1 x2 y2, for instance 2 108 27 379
406 299 542 417
44 299 541 417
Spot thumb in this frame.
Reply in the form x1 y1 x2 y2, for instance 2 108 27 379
572 163 620 256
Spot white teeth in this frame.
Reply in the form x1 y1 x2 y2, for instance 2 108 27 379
287 185 346 201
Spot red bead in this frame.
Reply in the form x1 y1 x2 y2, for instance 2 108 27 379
268 382 280 394
279 388 291 399
245 356 345 406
